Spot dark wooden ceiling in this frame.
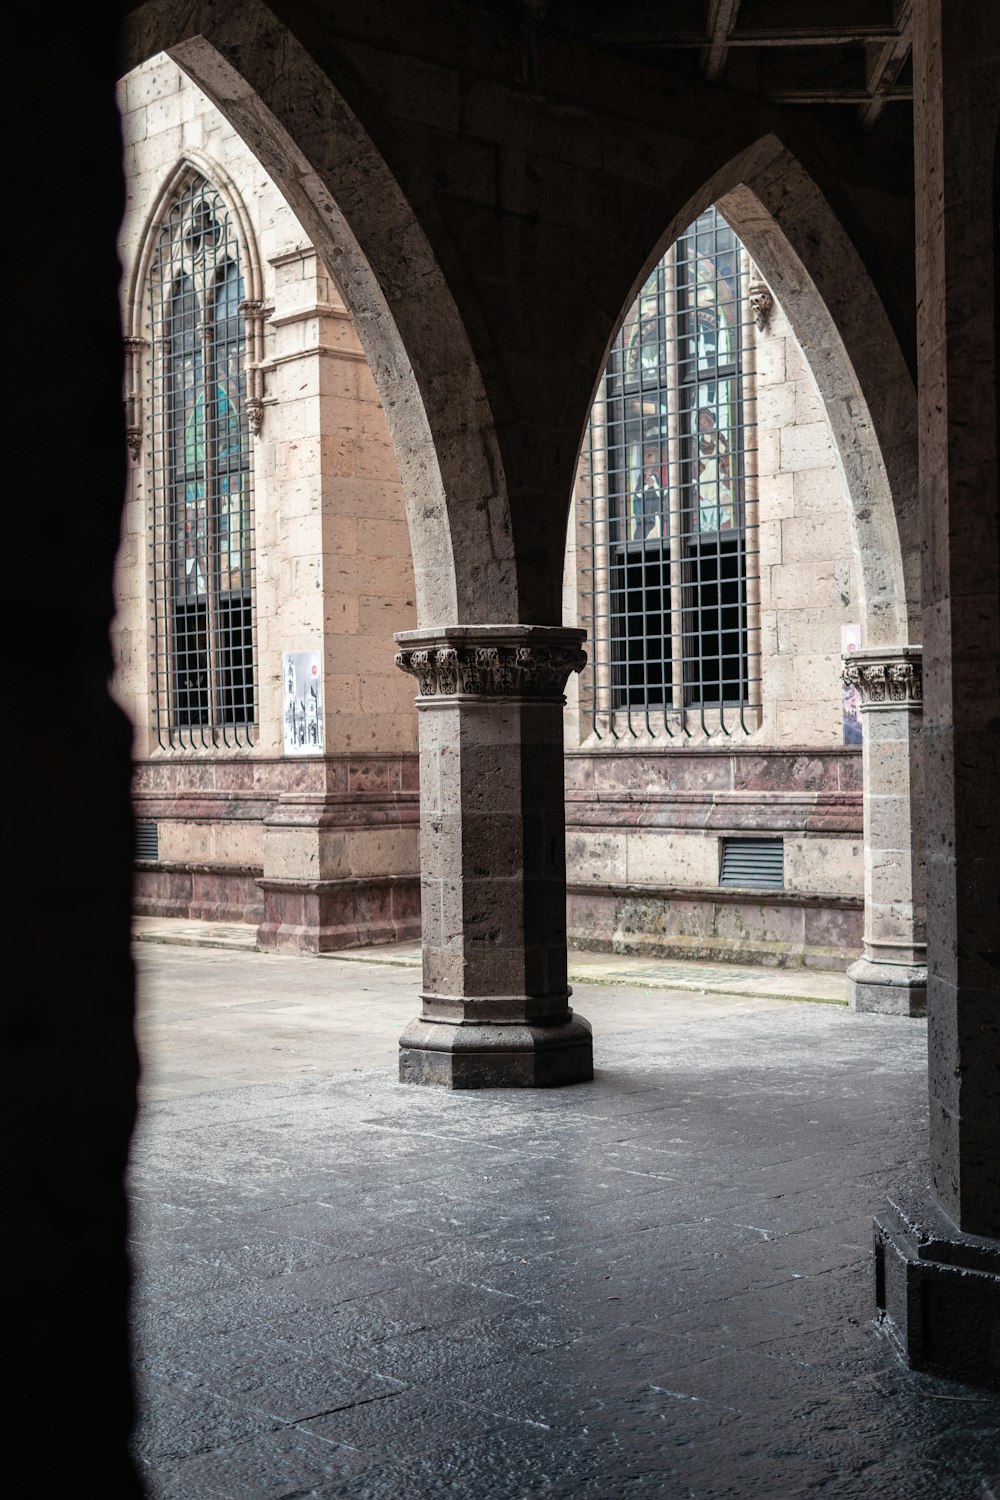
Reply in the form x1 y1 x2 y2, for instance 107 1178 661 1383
526 0 913 130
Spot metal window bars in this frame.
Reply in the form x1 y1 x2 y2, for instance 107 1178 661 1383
147 174 257 749
578 206 761 739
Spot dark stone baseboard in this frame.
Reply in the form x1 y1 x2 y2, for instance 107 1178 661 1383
874 1181 1000 1386
134 862 265 924
567 883 863 972
398 1014 594 1088
256 874 420 953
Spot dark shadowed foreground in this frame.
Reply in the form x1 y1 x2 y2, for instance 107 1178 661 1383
129 945 1000 1499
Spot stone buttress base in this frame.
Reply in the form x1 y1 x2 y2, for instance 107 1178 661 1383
874 1180 1000 1386
847 957 927 1016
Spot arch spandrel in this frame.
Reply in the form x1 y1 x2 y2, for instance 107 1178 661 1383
122 1 515 629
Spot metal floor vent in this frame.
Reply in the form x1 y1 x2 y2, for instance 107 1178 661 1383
720 837 784 889
135 821 159 862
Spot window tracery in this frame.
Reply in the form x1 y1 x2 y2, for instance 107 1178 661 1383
146 174 257 748
579 206 759 737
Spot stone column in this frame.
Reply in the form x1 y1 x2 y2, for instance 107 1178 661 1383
394 625 593 1088
842 647 926 1016
872 0 1000 1387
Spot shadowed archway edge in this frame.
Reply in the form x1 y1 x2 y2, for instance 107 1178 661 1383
121 0 516 627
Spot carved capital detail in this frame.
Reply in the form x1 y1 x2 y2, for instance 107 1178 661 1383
749 282 774 333
842 647 922 709
395 627 587 701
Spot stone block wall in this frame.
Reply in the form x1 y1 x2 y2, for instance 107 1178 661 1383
562 265 865 966
115 56 419 946
117 55 868 967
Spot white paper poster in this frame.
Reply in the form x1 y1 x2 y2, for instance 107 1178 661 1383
841 624 862 746
283 651 324 754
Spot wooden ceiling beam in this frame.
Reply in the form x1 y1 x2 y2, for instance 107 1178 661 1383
858 0 913 129
702 0 742 82
599 27 902 51
769 84 911 104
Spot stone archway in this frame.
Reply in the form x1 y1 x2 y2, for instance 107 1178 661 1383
123 1 517 629
718 152 924 1015
120 6 593 1085
565 139 925 1014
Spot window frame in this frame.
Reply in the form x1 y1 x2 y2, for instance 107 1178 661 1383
144 170 259 751
579 206 761 740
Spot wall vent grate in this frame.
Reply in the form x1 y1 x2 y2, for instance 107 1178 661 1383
720 837 784 890
135 822 159 862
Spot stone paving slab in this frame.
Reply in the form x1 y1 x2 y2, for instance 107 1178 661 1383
132 917 848 1005
129 944 1000 1499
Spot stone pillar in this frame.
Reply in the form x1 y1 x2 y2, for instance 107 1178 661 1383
842 647 926 1016
873 0 1000 1386
394 625 593 1088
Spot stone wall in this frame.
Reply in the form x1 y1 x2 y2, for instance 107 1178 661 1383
563 263 864 967
115 55 419 948
117 52 885 971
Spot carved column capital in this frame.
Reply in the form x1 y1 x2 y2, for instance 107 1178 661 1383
842 645 923 710
395 625 586 702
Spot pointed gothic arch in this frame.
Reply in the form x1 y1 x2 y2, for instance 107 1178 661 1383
121 1 516 627
128 158 262 749
570 134 918 650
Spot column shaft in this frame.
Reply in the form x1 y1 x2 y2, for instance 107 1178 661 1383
395 625 593 1087
843 648 926 1015
870 0 1000 1389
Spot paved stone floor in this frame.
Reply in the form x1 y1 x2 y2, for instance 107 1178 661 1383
129 943 1000 1499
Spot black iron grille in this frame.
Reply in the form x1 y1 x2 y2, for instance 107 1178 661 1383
720 837 784 890
578 205 761 738
147 174 257 749
134 821 159 862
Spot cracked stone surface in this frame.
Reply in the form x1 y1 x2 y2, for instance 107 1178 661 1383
130 946 1000 1498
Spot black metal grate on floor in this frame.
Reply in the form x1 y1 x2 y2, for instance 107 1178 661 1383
135 821 159 862
720 836 784 889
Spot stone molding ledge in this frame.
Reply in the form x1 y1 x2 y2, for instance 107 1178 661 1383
842 644 923 709
395 624 586 702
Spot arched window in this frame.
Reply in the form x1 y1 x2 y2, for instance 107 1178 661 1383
147 175 256 748
579 207 758 736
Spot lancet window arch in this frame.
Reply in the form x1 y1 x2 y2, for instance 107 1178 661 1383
579 207 760 737
146 172 257 748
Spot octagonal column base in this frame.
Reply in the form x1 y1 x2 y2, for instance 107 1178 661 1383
399 1014 593 1089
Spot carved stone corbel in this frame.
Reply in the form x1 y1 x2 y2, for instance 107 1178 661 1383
123 335 146 463
749 282 774 333
239 299 268 436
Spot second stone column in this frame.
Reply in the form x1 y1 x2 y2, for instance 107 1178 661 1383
395 625 593 1087
842 646 926 1015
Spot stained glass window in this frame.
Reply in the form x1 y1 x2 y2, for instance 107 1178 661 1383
148 175 256 748
579 206 759 737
